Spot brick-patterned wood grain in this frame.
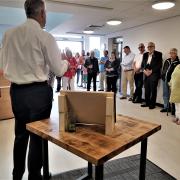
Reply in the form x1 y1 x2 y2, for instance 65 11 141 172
26 115 161 165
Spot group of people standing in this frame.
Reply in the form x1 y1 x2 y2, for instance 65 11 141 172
84 50 120 93
86 41 180 125
52 49 120 94
120 42 180 124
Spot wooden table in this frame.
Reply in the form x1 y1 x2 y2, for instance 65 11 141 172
26 115 161 180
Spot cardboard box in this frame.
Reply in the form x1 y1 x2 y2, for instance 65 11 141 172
59 91 115 135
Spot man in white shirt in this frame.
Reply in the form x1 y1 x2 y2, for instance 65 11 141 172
120 46 135 100
0 0 68 179
132 43 146 103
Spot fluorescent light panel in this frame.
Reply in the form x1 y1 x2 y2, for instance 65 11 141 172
106 20 122 26
152 1 175 10
83 30 94 34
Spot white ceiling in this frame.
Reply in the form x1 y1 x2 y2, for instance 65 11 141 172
0 0 180 36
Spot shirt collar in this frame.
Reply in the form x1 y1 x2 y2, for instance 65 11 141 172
26 18 42 30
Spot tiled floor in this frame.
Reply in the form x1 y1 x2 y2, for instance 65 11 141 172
0 91 180 180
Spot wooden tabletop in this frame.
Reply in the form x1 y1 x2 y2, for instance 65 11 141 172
26 115 161 165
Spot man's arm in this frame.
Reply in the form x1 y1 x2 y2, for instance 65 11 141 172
43 34 68 77
0 49 3 71
0 32 7 71
96 59 99 73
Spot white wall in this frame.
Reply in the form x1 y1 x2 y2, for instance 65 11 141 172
108 15 180 58
107 15 180 104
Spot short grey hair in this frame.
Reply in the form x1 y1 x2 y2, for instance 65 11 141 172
170 48 178 54
148 42 155 47
24 0 44 18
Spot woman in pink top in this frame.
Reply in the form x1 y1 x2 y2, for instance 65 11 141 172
62 49 78 90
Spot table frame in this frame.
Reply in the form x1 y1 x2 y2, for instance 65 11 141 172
41 137 148 180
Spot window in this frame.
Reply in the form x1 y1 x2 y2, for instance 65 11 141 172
89 36 100 51
56 41 82 56
89 36 100 59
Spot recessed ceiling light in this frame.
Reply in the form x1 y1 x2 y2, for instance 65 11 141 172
152 1 175 10
83 30 94 34
106 20 122 26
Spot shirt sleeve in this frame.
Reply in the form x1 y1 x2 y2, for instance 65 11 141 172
0 48 3 70
43 33 68 77
0 32 6 70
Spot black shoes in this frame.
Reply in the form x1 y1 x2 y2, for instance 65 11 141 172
120 96 127 100
141 103 149 107
132 99 142 103
160 108 171 113
149 105 155 109
141 104 155 109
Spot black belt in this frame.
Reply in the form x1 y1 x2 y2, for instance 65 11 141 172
11 81 48 88
124 69 133 72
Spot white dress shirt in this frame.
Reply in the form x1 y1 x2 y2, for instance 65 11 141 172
133 51 146 70
0 19 68 84
147 53 153 64
121 52 135 71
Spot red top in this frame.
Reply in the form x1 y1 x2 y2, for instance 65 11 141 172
63 57 78 79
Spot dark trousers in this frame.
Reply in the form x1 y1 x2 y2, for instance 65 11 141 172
144 76 159 107
133 72 143 101
76 69 83 86
87 73 97 91
10 82 53 180
56 76 62 92
106 76 118 93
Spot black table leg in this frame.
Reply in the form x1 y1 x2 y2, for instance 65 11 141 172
139 138 148 180
77 162 92 180
88 162 92 178
42 139 50 180
95 164 104 180
114 93 116 123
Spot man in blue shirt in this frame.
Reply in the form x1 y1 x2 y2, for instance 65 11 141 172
98 50 109 91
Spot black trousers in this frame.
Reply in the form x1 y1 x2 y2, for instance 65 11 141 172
10 82 53 180
87 73 97 91
106 76 118 93
133 72 143 101
144 76 159 107
56 76 62 92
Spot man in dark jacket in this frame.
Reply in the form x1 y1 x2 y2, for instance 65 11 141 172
85 50 99 91
160 48 179 112
141 42 163 109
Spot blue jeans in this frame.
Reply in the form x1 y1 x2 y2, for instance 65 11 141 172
162 80 170 109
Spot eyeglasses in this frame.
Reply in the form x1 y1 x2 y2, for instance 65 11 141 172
147 46 154 48
138 46 144 48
